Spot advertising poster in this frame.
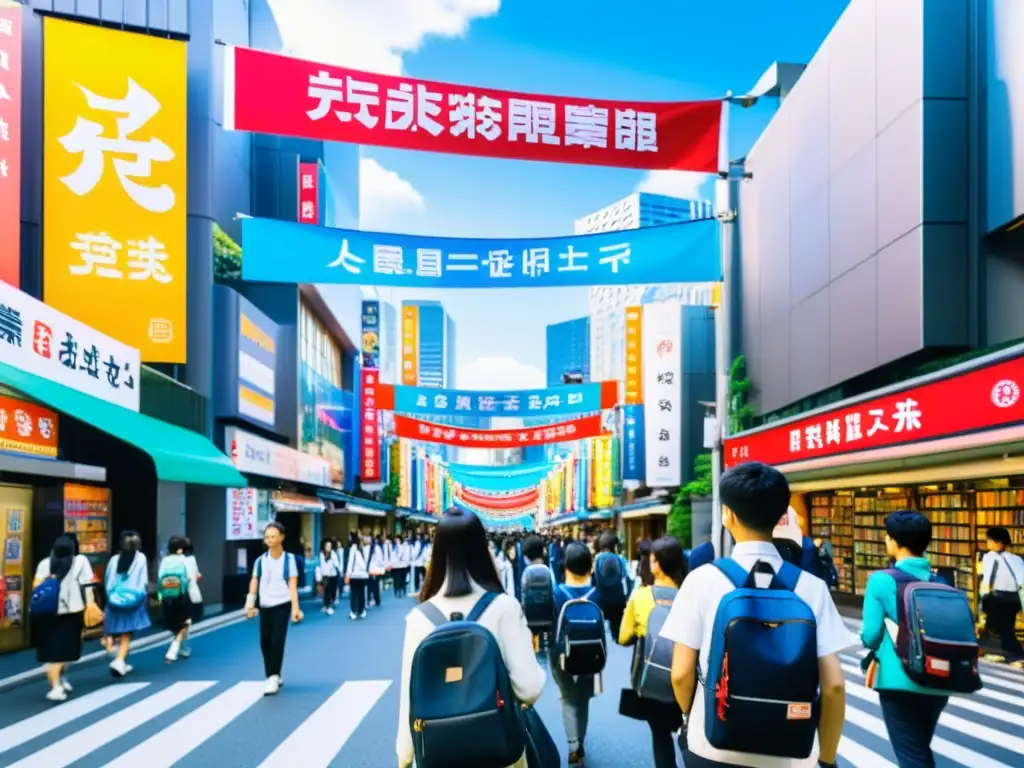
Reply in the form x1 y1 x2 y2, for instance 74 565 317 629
0 2 22 288
361 300 380 369
226 487 259 541
624 306 643 404
642 302 682 487
401 305 418 385
621 404 646 482
361 369 381 482
298 161 319 225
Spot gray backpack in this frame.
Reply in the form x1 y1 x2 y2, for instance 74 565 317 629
631 586 678 703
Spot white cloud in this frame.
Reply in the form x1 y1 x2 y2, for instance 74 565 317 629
266 0 501 76
359 156 425 230
458 357 545 391
635 170 714 201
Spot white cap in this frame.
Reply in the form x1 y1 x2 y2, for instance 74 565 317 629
773 507 803 544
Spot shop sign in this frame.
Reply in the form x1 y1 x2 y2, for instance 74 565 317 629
725 351 1024 468
394 413 603 447
392 381 616 418
361 300 380 369
224 45 721 173
622 404 646 481
0 395 58 458
361 368 381 482
238 307 277 428
225 426 330 486
624 306 643 404
0 2 22 289
401 305 418 385
226 487 259 541
642 302 682 487
42 19 187 362
298 162 319 225
0 281 140 411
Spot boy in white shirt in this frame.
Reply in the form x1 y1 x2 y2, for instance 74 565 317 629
660 461 855 768
981 526 1024 662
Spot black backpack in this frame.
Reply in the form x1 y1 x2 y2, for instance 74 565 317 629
593 553 627 606
521 564 555 630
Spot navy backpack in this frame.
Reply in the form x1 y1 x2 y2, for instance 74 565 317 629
554 586 606 675
409 591 526 768
632 585 678 703
521 564 555 631
593 552 627 607
30 577 60 616
702 559 819 759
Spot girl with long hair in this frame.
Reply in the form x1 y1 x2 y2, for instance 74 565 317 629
104 531 151 677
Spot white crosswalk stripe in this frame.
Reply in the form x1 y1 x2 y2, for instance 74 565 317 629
0 666 1019 768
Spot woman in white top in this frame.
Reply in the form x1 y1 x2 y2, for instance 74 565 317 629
316 538 340 615
104 531 151 678
183 537 203 623
493 538 515 596
345 532 373 620
981 525 1024 662
390 535 411 598
33 535 97 701
397 509 545 768
411 533 430 594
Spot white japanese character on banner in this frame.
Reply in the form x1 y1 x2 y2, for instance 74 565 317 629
557 245 588 272
789 428 801 453
825 418 841 445
0 409 6 432
449 93 502 141
567 392 583 405
326 238 366 275
415 394 428 408
59 79 176 213
0 18 11 35
415 249 442 278
892 398 922 433
301 173 315 190
373 245 405 275
127 236 172 283
433 393 448 410
415 84 444 136
528 394 543 410
845 412 862 441
446 253 479 272
339 76 380 128
478 395 497 412
522 248 550 278
455 395 472 411
0 84 9 102
385 83 414 130
866 409 889 437
805 424 824 450
503 395 520 412
70 232 123 279
614 108 659 152
485 250 513 278
564 105 609 149
508 99 560 145
544 394 561 409
598 242 630 273
14 409 32 437
0 50 9 72
307 71 345 121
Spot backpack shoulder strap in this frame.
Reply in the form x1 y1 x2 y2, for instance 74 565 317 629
882 567 917 584
466 590 501 622
773 561 802 592
417 601 448 627
712 557 748 588
651 586 677 603
255 554 264 580
583 587 598 602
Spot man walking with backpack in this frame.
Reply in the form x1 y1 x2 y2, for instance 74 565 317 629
860 510 981 767
593 531 630 640
660 462 855 768
521 535 556 652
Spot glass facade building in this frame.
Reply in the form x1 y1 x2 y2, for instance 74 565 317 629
546 317 591 386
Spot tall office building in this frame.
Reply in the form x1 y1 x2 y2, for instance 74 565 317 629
401 300 455 389
545 317 591 387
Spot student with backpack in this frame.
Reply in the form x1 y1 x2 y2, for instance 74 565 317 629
619 536 687 768
245 521 303 696
550 542 606 766
345 531 373 619
980 525 1024 663
158 535 193 663
861 510 981 767
104 531 151 678
520 535 556 652
397 508 545 768
660 462 855 768
593 531 630 640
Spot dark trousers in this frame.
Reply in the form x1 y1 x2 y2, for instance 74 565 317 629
259 603 290 678
349 578 367 615
985 592 1024 658
369 575 381 606
414 566 426 592
604 604 625 642
650 724 677 768
878 691 948 768
393 567 409 596
321 576 338 608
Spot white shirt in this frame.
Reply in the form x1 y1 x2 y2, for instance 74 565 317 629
34 555 93 615
254 551 296 608
184 555 202 604
346 545 371 579
982 550 1024 593
318 552 339 578
391 542 410 568
396 581 546 767
412 541 430 567
659 541 858 767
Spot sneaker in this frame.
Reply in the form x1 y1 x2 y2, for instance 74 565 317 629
568 749 584 766
358 611 367 619
60 677 73 693
326 607 335 616
109 658 129 678
178 646 192 659
349 611 357 620
46 685 68 702
263 675 280 696
165 641 180 663
278 677 284 687
320 605 327 613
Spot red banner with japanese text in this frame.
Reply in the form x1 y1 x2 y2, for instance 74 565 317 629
395 414 603 447
0 2 21 287
297 162 319 225
725 352 1024 469
360 368 381 482
225 46 721 172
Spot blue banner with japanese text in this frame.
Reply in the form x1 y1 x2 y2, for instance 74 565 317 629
394 382 609 417
622 405 646 481
240 217 720 289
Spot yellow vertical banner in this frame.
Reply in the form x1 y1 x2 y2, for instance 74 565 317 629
593 436 610 508
43 19 187 362
624 306 643 404
401 305 419 385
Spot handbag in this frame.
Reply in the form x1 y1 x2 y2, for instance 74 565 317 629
522 705 559 768
83 601 104 628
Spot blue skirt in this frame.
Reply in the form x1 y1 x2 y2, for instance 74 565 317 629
105 602 152 635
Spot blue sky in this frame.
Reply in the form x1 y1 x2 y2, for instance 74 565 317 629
273 0 851 388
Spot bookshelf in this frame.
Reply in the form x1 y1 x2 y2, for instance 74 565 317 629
918 490 975 602
809 492 854 594
853 490 913 595
975 488 1024 635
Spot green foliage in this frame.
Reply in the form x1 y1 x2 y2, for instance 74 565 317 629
213 223 242 283
667 452 714 548
381 469 401 505
728 354 756 435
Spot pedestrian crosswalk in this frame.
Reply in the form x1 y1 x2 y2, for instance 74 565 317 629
0 661 1021 767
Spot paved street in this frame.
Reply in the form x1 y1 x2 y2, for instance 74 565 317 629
1 596 1023 767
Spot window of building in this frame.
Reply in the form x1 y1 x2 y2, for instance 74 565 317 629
299 301 341 387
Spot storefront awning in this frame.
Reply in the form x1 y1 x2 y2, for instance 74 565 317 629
620 504 671 520
0 362 246 487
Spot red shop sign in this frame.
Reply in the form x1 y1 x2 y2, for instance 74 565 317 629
297 162 319 225
725 352 1024 469
224 46 721 173
394 413 603 447
360 368 381 482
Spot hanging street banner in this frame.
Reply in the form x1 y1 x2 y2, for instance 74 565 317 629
395 414 603 448
298 162 319 225
360 368 381 482
224 46 721 173
240 217 719 289
622 404 646 482
642 302 683 487
389 380 618 417
0 2 22 289
624 306 643 405
360 300 380 369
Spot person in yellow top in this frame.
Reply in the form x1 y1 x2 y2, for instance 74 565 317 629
618 537 687 768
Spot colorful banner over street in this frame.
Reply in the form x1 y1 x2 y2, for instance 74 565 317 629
401 305 418 385
224 46 721 172
0 2 22 288
624 306 643 405
392 381 616 417
642 302 682 487
298 162 319 225
240 217 720 289
43 19 188 362
360 369 381 482
395 414 603 447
